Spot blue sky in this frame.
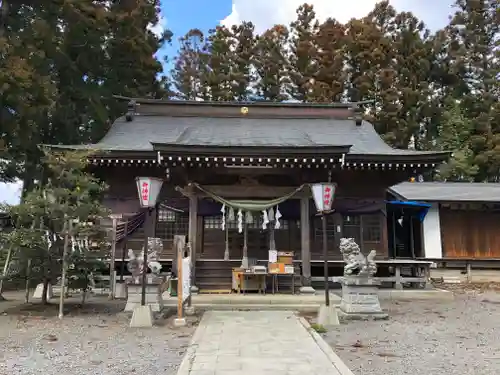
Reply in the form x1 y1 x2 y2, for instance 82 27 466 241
0 0 456 205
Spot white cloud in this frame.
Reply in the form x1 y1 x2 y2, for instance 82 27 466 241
0 180 22 206
148 14 168 38
221 0 454 33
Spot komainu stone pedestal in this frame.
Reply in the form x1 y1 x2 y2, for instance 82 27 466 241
32 283 53 300
130 305 154 328
115 282 127 299
125 283 164 312
339 277 388 320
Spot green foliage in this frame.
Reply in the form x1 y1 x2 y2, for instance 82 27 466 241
171 29 206 100
310 323 327 333
309 19 346 103
0 150 110 293
287 4 319 102
254 25 291 101
202 26 235 101
230 22 256 101
445 0 499 181
0 0 168 191
435 101 479 181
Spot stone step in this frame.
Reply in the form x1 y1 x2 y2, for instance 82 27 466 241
183 304 324 313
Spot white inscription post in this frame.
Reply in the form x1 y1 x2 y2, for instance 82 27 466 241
174 235 190 327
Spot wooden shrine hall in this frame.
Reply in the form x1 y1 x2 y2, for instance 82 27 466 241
54 97 449 293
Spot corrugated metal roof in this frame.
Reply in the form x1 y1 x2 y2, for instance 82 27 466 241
389 182 500 202
72 115 444 157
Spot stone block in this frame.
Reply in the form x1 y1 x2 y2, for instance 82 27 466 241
129 305 153 328
124 283 164 312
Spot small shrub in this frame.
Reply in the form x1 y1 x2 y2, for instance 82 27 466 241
310 323 327 333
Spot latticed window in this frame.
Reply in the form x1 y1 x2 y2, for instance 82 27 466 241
362 214 381 242
204 216 222 229
342 214 382 249
314 215 336 240
158 209 176 222
342 215 361 244
155 208 188 240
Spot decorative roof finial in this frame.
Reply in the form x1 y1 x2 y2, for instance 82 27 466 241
351 103 362 126
126 100 137 122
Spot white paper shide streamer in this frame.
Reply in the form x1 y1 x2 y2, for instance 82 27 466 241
237 209 243 233
275 206 282 229
221 204 226 231
262 209 269 230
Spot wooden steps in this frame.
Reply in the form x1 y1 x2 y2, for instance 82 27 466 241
194 260 302 293
195 260 235 290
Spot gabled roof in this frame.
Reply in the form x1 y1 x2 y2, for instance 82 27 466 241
389 182 500 203
50 97 449 163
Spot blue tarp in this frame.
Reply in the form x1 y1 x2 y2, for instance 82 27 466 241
386 200 431 222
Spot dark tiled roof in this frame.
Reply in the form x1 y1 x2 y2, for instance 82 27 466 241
389 182 500 202
67 115 445 157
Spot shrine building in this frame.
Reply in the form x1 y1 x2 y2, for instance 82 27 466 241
54 97 449 293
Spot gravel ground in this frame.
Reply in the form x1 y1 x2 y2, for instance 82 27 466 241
0 296 196 375
322 291 500 375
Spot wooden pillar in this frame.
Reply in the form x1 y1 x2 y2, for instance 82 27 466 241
380 208 389 257
300 197 314 293
189 195 199 293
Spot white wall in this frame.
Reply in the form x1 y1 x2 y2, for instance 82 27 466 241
422 203 443 258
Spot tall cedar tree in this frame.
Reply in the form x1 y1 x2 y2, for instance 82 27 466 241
363 2 400 146
386 9 434 148
51 1 110 146
230 22 256 101
253 25 291 101
310 18 346 102
201 26 234 101
435 100 478 181
1 0 167 194
447 0 499 181
344 17 388 121
105 0 167 120
172 29 205 100
418 29 461 150
288 4 319 102
0 1 59 192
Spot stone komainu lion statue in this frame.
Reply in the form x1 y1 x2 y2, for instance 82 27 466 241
339 237 377 277
126 238 163 283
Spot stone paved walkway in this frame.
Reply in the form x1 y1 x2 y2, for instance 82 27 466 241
178 311 347 375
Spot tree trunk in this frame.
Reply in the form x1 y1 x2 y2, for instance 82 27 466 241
24 259 31 303
81 289 87 305
0 244 14 300
41 278 49 304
